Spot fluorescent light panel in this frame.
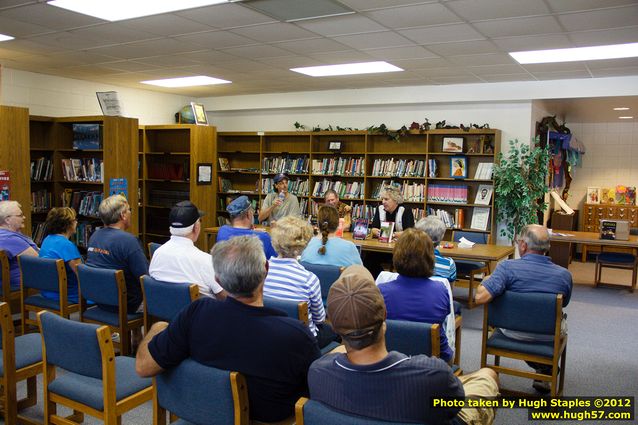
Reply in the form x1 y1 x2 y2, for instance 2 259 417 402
614 107 630 111
618 116 634 119
0 33 14 42
509 42 638 64
141 76 231 88
291 61 403 77
48 0 227 21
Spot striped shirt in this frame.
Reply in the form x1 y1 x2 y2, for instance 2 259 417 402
264 257 325 335
434 248 456 282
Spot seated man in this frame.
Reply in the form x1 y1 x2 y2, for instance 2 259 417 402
324 189 352 231
136 236 321 423
474 224 572 393
309 265 499 425
216 195 276 259
149 201 225 299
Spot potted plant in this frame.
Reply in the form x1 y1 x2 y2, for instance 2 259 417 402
493 139 551 242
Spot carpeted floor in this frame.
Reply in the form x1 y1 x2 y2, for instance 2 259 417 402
6 260 638 425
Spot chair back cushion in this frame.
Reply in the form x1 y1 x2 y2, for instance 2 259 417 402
302 399 414 425
453 231 488 244
385 319 435 357
40 311 103 379
299 261 341 303
148 242 162 258
263 296 304 322
156 358 236 425
142 275 193 321
19 256 64 292
78 264 120 307
488 292 558 334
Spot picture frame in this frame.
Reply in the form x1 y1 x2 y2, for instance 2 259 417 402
442 137 464 153
191 102 209 125
328 141 342 151
450 156 468 179
586 187 601 204
196 163 212 185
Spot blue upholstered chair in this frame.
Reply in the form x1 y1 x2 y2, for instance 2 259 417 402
480 292 567 396
299 262 343 306
595 249 637 292
154 358 249 425
141 275 199 332
38 311 153 424
78 265 143 356
295 398 415 425
452 231 491 308
0 301 42 425
0 250 21 315
263 296 309 326
148 242 162 259
18 255 79 335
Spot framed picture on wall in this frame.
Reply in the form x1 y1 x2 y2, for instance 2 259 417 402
587 187 601 204
450 156 467 179
191 102 209 125
442 137 464 153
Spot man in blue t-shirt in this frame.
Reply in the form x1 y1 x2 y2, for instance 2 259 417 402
216 195 276 259
309 265 499 425
474 224 572 393
136 236 320 423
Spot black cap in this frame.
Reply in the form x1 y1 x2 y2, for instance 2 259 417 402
169 201 204 228
273 173 289 184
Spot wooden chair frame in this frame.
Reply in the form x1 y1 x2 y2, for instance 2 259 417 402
79 269 144 356
453 314 462 372
0 251 22 322
594 247 637 292
141 278 199 332
480 294 567 396
147 242 162 260
18 256 80 335
0 302 40 425
452 232 492 309
38 312 153 425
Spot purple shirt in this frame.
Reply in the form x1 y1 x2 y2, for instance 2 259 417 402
0 229 38 289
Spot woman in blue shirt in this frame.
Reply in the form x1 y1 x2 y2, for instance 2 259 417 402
39 207 82 303
301 205 362 267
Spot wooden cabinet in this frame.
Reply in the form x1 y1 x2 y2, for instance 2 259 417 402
581 203 638 260
216 129 500 241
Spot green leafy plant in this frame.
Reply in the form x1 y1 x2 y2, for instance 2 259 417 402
493 139 551 242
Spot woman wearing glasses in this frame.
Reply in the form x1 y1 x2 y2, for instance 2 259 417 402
0 200 39 290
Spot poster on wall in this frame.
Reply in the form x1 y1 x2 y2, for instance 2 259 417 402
0 170 10 201
109 178 128 199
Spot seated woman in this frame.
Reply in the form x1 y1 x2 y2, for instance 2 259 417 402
0 200 39 290
39 207 82 303
300 205 362 267
264 216 337 348
378 228 453 362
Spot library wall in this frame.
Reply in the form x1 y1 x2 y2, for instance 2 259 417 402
0 67 189 124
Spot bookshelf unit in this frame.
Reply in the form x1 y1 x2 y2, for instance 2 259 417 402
28 115 139 245
215 129 500 241
141 125 215 250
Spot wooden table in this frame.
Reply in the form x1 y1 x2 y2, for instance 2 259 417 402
203 227 514 264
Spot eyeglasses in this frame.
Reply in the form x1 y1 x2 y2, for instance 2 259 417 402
8 214 25 218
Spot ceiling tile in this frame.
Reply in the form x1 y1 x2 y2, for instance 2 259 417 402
0 0 37 9
364 45 438 60
118 14 214 37
176 3 276 29
0 3 102 30
522 62 590 72
272 37 351 54
0 15 51 37
568 26 638 46
467 64 526 76
26 31 111 50
557 5 638 31
89 38 193 60
230 22 317 43
447 53 516 66
491 34 574 51
585 57 638 69
481 73 537 82
176 50 245 63
446 0 551 21
255 56 323 69
532 70 593 80
132 54 207 67
429 75 484 84
219 44 296 59
309 50 375 63
99 61 160 73
0 38 69 55
364 3 462 29
296 14 387 36
392 57 453 70
590 66 638 77
411 67 473 77
333 31 416 49
174 31 257 49
545 0 638 13
399 24 485 44
472 16 562 38
70 23 159 44
425 40 500 56
338 0 439 12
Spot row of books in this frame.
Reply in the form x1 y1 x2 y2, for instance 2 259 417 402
371 158 426 178
262 178 309 196
32 189 52 212
370 180 402 199
401 183 425 202
147 161 187 181
427 185 468 204
61 190 103 217
352 204 375 221
73 221 98 248
427 207 458 229
31 157 53 181
262 156 309 174
61 158 103 182
311 157 365 176
218 177 233 193
311 179 362 199
148 189 189 207
474 163 494 179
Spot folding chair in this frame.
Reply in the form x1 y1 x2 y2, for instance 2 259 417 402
141 275 199 332
452 231 490 308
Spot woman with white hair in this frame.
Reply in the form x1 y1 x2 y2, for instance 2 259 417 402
0 200 39 290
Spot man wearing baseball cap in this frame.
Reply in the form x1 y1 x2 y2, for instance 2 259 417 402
149 200 225 299
258 173 301 226
216 196 276 259
308 265 499 425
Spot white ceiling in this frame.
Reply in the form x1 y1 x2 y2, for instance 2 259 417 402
0 0 637 100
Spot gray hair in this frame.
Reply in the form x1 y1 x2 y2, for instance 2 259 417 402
211 236 267 297
518 224 550 253
230 206 253 222
0 201 21 224
98 195 129 225
271 216 314 258
415 216 446 246
382 186 403 204
170 223 195 236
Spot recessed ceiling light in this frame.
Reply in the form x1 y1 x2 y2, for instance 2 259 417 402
48 0 228 22
0 33 14 42
509 42 638 64
290 61 403 77
618 116 634 119
613 107 630 111
141 76 231 88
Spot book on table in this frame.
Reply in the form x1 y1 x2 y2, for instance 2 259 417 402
352 219 369 240
378 221 395 243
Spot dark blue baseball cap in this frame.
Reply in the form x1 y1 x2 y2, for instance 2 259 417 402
227 196 252 215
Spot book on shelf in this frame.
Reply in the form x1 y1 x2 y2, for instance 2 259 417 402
427 184 468 204
31 157 53 181
352 219 369 240
474 163 494 180
454 208 465 229
470 207 490 231
218 177 233 192
378 221 395 243
218 157 230 171
72 123 102 150
474 184 493 205
427 207 455 229
428 159 438 178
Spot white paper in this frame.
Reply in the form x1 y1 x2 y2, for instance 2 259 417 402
96 91 122 116
458 237 475 248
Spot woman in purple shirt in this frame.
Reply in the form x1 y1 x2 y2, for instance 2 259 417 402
0 201 39 290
